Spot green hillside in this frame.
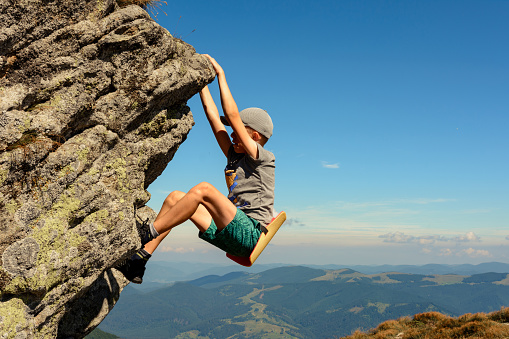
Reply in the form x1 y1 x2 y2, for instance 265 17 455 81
98 266 509 338
85 328 118 339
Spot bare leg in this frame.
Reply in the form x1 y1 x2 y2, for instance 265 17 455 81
143 190 211 254
153 182 237 235
116 184 237 283
142 192 179 254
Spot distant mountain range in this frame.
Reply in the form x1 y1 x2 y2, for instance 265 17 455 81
93 264 509 338
130 261 509 292
344 262 509 276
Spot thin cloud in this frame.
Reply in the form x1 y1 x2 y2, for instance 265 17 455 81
418 235 447 245
379 231 414 243
159 246 195 253
285 218 306 227
333 198 453 212
459 248 491 258
439 247 492 258
506 236 509 241
321 161 339 169
461 209 491 214
395 198 456 205
379 231 480 244
439 248 453 256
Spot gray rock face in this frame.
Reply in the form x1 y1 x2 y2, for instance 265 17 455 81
0 0 215 337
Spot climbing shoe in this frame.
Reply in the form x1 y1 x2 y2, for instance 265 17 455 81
116 249 151 284
138 218 159 246
139 226 155 246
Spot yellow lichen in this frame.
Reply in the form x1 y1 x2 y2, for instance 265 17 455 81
105 158 130 192
24 186 85 291
4 200 20 215
179 63 187 76
17 117 31 133
87 167 100 177
0 167 8 186
138 111 169 138
58 165 74 178
83 209 110 232
0 298 29 338
77 147 90 162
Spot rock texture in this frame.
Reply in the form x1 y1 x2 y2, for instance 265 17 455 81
0 0 215 337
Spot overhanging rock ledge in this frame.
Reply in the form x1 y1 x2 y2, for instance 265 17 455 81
0 0 215 337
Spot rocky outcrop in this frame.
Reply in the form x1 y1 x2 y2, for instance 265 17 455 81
0 0 215 337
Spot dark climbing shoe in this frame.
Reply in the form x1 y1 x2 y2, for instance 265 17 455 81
138 219 156 246
116 250 151 284
139 228 155 246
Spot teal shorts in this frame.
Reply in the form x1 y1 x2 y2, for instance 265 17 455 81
199 209 262 257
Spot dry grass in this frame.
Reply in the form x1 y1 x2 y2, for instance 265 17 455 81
116 0 196 37
341 308 509 339
116 0 167 18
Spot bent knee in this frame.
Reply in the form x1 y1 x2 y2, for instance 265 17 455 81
165 190 185 206
189 182 215 198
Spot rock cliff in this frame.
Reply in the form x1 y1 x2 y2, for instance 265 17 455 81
0 0 215 337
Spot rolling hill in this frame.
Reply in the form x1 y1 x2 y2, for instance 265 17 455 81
92 266 509 338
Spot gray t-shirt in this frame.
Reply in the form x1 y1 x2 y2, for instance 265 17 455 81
225 143 275 226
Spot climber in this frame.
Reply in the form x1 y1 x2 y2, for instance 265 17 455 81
116 55 276 283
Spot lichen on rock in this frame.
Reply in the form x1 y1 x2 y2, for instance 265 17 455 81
0 0 215 337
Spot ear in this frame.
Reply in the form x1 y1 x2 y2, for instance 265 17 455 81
252 131 262 143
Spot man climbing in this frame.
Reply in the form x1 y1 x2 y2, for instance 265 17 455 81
116 55 276 283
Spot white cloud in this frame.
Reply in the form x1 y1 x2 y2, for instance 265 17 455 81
418 237 436 245
321 161 339 169
422 235 448 243
453 232 480 242
428 247 492 258
159 246 195 253
379 232 415 243
439 248 453 256
458 248 492 258
379 231 481 245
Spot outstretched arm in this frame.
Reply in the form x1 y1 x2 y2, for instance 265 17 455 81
200 85 232 157
203 55 259 159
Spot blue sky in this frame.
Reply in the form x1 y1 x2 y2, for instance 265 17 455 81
144 0 509 266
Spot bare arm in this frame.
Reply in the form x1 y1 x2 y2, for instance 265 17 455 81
204 55 259 159
199 85 232 157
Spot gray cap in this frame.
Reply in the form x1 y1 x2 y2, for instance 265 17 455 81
220 107 273 139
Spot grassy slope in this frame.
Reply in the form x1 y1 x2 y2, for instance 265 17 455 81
342 308 509 339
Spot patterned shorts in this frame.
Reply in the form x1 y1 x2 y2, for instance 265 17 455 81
199 209 262 257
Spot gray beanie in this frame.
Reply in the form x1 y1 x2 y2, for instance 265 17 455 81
221 107 273 139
